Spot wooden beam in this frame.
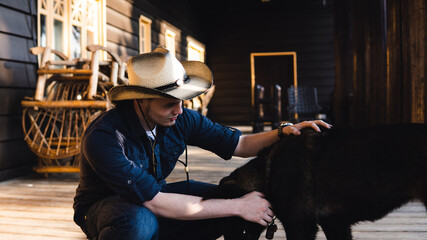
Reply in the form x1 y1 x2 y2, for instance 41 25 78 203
21 100 107 109
33 166 80 173
37 69 92 75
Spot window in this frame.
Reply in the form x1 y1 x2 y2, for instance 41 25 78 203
160 21 180 58
187 37 205 62
165 29 176 57
38 0 106 59
139 15 152 53
38 0 66 56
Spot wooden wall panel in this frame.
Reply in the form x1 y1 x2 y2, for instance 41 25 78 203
106 0 205 61
333 0 426 125
0 33 37 62
0 5 34 38
106 7 137 33
0 89 34 115
107 0 154 21
0 115 23 142
351 0 387 125
0 0 37 181
107 25 139 50
385 0 403 123
0 141 35 178
0 0 35 14
0 163 34 182
401 0 426 123
0 61 37 88
106 41 138 60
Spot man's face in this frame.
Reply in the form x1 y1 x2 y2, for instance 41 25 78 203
138 98 183 128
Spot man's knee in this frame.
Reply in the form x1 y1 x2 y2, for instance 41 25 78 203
132 207 159 239
99 207 159 240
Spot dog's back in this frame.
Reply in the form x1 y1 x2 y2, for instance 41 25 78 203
269 123 427 227
314 124 427 222
207 123 427 240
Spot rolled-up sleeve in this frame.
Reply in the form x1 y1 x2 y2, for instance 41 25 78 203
83 128 160 203
183 109 242 160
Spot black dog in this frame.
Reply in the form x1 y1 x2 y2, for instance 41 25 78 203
205 124 427 240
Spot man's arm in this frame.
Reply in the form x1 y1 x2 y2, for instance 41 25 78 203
143 191 274 226
233 120 332 158
143 120 331 225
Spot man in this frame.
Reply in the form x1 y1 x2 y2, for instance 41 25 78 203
73 46 331 240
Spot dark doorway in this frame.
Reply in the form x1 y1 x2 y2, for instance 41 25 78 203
251 52 297 121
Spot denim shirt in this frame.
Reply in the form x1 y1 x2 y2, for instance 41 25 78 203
73 102 241 226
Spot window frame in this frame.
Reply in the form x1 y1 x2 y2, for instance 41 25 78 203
186 36 205 62
38 0 68 54
164 29 176 57
139 15 152 54
37 0 106 59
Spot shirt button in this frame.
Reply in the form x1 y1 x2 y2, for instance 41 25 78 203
127 180 132 184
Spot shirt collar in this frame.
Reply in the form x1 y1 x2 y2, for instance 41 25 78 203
119 102 147 138
118 101 167 139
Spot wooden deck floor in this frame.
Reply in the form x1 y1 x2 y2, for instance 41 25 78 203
0 127 426 239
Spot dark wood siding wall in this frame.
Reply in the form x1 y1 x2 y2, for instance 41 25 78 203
333 0 426 125
0 0 38 181
106 0 206 62
205 0 335 124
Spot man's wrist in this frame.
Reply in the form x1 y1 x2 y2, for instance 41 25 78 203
228 198 242 217
277 123 293 138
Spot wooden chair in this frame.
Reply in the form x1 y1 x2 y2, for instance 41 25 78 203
21 45 126 174
252 84 282 133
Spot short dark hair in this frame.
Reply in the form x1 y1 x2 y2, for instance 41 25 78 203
113 100 133 110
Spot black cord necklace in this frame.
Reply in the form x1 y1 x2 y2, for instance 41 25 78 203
136 100 190 194
137 102 157 177
177 144 189 193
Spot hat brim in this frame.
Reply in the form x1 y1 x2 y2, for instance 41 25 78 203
109 61 213 102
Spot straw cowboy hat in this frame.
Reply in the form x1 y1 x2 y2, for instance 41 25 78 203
108 46 213 102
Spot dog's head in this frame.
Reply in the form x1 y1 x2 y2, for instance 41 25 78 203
203 176 265 240
204 153 271 200
203 175 249 200
203 153 271 239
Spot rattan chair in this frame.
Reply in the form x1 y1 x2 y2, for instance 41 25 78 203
287 85 322 123
21 45 126 174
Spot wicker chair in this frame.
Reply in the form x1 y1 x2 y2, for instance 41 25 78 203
21 45 126 174
287 85 322 123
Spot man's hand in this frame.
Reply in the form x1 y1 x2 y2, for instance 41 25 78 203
283 120 332 136
234 191 274 226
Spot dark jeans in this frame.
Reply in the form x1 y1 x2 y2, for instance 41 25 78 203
82 180 226 240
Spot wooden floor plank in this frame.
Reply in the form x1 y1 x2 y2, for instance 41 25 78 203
0 204 73 213
0 210 74 221
0 126 426 239
0 233 84 240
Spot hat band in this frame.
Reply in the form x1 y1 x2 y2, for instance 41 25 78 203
155 74 190 92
